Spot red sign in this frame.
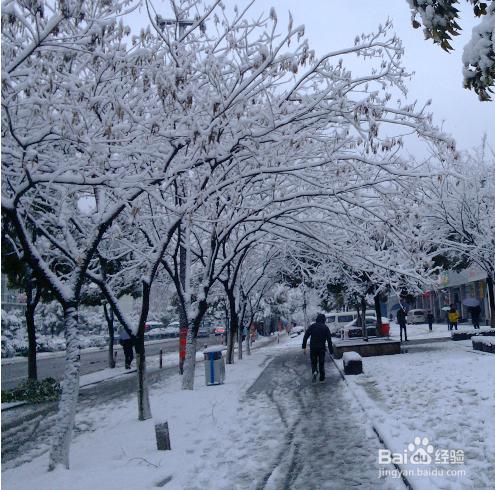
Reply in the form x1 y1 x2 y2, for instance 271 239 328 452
179 327 188 361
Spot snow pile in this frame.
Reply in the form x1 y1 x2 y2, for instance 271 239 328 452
343 351 362 363
472 336 495 353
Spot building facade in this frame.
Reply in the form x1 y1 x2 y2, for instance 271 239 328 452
388 265 491 324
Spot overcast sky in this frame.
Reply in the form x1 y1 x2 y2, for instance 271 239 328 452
251 1 493 154
131 1 493 155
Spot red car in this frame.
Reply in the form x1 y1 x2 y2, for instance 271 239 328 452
214 326 226 336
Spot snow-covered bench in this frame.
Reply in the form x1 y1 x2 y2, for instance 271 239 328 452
472 337 495 354
343 351 363 375
451 328 495 341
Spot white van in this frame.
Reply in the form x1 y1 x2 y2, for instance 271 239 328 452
406 309 426 324
325 310 376 335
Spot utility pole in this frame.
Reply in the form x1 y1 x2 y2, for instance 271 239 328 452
302 282 308 331
157 16 196 373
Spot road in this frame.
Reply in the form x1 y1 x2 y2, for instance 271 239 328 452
1 335 223 390
241 350 402 489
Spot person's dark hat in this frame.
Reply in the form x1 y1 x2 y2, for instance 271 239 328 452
316 313 326 324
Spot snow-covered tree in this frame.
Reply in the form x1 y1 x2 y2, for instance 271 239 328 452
406 0 495 100
1 0 169 470
418 146 495 324
2 0 454 470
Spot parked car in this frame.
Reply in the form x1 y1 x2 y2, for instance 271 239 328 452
197 325 210 338
143 321 162 338
163 324 180 337
340 316 389 339
326 310 377 336
406 309 426 324
214 326 226 336
144 321 164 333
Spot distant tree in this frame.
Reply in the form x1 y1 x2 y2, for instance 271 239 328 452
2 221 49 380
419 148 495 325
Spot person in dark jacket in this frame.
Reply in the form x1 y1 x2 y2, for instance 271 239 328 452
302 313 333 382
396 306 408 342
119 326 135 369
427 311 434 332
470 305 481 329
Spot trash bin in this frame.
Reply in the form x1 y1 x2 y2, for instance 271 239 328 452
203 346 225 385
379 321 390 337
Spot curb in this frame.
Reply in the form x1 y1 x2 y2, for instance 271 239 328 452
1 337 179 366
1 369 138 413
329 355 414 490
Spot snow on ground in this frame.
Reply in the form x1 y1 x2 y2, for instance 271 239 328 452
336 338 495 489
387 321 490 341
1 336 284 490
3 330 493 489
2 333 405 490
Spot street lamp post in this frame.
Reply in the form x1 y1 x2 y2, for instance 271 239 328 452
155 15 205 38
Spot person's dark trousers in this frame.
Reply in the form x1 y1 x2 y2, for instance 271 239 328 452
310 349 326 381
428 322 433 331
400 323 407 342
451 322 458 330
120 339 134 368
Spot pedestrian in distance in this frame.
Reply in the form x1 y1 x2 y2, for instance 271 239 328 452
119 326 135 369
302 313 333 383
470 304 481 329
427 311 434 332
448 305 460 331
397 306 408 342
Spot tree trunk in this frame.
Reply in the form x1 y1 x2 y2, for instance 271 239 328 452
103 303 115 369
246 327 251 355
238 300 247 360
246 312 255 355
181 299 208 390
48 304 80 471
361 296 368 340
374 293 382 336
181 324 198 390
25 279 41 380
135 336 152 421
487 273 495 327
178 241 189 328
177 300 188 375
135 281 152 420
225 290 238 364
226 326 233 364
223 302 229 346
237 326 243 360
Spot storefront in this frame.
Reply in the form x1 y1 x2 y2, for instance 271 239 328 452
418 266 489 324
387 265 490 324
